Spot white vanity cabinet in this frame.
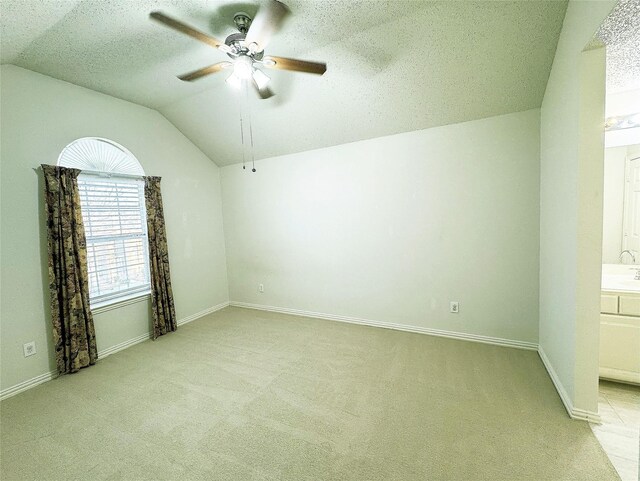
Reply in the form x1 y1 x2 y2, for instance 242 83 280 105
600 291 640 385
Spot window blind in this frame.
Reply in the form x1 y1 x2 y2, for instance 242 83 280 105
77 176 151 305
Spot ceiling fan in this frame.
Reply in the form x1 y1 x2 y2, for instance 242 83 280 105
150 0 327 99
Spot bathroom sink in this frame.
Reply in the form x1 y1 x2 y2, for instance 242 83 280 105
601 264 640 292
602 278 640 292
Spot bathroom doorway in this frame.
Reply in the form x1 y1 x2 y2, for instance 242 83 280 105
592 4 640 480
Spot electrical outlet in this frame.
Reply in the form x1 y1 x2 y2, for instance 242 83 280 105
258 283 264 293
23 341 36 357
450 301 459 314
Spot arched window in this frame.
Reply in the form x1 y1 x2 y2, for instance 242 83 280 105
58 138 150 306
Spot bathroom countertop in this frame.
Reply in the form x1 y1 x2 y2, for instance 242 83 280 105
602 264 640 293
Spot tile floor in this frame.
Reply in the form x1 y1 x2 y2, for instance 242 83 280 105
591 381 640 481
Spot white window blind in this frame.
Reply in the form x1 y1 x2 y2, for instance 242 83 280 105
77 175 151 305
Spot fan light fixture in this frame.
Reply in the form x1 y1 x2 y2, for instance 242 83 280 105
252 69 270 89
233 56 254 80
226 73 242 89
226 57 271 90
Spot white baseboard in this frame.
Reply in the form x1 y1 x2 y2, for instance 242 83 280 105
231 302 606 424
538 346 601 423
599 367 640 386
229 301 538 351
0 370 58 401
3 301 598 426
177 301 229 326
0 302 230 402
97 332 151 359
98 301 230 358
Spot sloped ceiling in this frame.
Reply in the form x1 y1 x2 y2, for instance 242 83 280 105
1 0 568 166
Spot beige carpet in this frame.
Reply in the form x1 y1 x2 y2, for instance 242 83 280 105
0 307 619 480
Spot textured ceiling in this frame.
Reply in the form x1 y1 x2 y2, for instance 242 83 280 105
594 0 640 94
1 0 569 166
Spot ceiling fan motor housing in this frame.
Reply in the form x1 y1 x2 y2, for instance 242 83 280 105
233 12 252 33
225 31 263 60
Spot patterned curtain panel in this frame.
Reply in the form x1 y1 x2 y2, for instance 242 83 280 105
144 176 177 339
41 165 98 374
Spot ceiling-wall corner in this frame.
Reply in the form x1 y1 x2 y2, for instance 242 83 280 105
154 107 224 168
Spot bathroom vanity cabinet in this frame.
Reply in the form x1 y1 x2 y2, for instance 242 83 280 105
600 291 640 385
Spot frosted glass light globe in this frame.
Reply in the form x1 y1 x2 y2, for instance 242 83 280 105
233 56 253 80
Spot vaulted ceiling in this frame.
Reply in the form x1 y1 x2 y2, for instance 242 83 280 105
1 0 569 166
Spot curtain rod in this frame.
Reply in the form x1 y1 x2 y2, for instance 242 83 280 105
79 169 145 180
37 165 146 180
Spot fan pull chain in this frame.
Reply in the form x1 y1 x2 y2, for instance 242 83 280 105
243 82 256 172
249 115 256 172
239 116 246 170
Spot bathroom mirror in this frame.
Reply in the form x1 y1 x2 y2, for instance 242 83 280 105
603 143 640 265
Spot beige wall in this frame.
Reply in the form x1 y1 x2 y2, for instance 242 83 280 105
221 109 541 344
0 65 229 392
539 0 614 416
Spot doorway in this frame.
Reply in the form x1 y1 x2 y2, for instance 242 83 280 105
591 4 640 480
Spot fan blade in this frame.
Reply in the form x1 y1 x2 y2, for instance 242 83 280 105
252 79 275 99
178 62 232 81
263 56 326 75
150 11 226 51
245 0 290 53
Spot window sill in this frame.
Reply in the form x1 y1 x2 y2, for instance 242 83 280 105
91 291 151 315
